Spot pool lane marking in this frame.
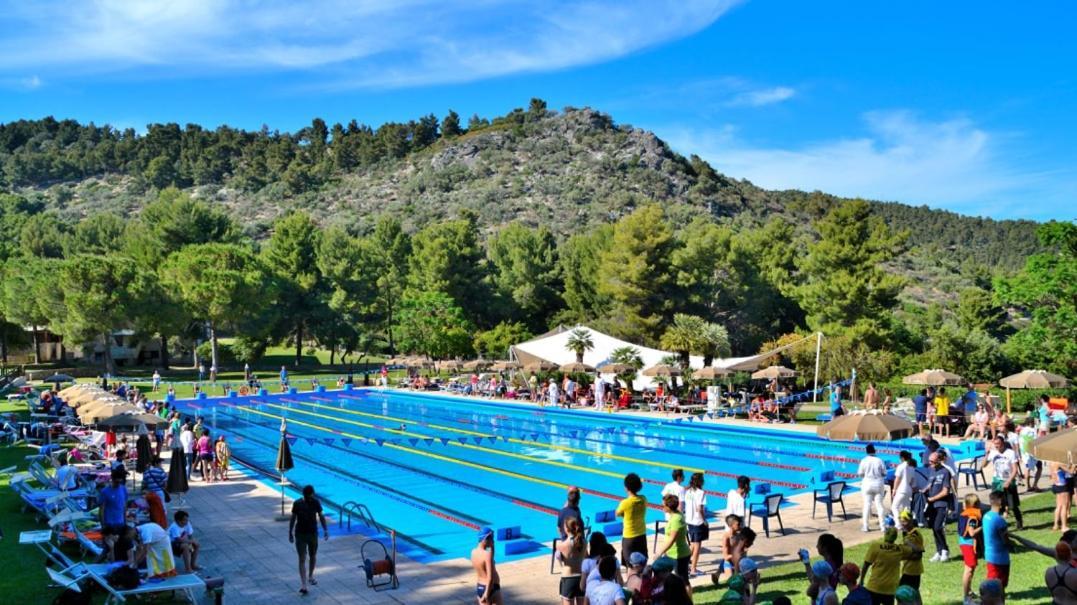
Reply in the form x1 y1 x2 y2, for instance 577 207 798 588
227 401 663 511
329 395 812 474
286 396 805 490
211 401 562 517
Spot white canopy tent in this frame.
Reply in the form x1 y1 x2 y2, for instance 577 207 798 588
510 326 822 392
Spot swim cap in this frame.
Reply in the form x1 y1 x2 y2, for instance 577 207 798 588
476 527 493 542
895 585 919 602
728 574 746 591
738 557 758 574
1057 541 1073 562
811 560 833 579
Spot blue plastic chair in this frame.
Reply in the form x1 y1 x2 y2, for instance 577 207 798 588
748 493 785 537
812 481 847 522
958 455 987 491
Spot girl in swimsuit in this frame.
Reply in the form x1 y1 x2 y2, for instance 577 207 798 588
1051 461 1074 531
557 517 587 605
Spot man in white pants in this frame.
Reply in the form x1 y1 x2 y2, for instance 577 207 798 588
857 444 887 532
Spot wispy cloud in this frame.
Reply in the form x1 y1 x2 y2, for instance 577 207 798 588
663 110 1074 219
0 0 739 88
726 86 795 107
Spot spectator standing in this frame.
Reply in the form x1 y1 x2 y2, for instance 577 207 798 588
830 386 845 417
180 423 195 479
585 556 626 605
723 475 750 520
958 494 984 602
985 435 1023 530
141 456 168 504
556 517 586 605
684 472 708 577
861 523 921 604
864 383 878 410
661 469 686 514
924 453 952 562
912 390 929 435
1018 417 1042 491
982 491 1011 593
654 494 691 581
858 444 887 532
837 562 872 605
616 473 648 567
934 387 951 437
1049 460 1073 531
557 486 583 540
897 510 924 590
891 451 916 523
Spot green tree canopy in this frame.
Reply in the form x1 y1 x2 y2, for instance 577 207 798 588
486 222 561 331
66 212 127 256
396 291 473 360
262 210 326 366
473 321 532 360
565 328 595 363
125 188 238 265
557 224 613 324
407 212 487 323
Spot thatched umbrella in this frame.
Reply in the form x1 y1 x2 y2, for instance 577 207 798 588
999 370 1069 414
751 365 796 380
1030 428 1077 465
642 364 681 377
817 413 916 441
463 359 492 371
67 388 108 406
693 366 732 380
560 362 596 373
490 360 521 371
276 419 295 518
523 360 558 373
902 369 965 386
440 359 463 372
598 363 635 374
82 404 142 424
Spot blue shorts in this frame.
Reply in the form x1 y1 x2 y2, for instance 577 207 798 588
915 412 927 422
687 523 709 543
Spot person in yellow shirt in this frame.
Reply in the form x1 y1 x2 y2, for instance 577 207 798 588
933 387 952 437
862 521 922 602
616 473 648 568
898 510 924 590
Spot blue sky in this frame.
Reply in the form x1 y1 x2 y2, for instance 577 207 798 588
1 0 1074 220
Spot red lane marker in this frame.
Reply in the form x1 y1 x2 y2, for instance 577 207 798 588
429 509 480 530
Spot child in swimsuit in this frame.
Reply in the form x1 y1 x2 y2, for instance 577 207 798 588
471 528 503 604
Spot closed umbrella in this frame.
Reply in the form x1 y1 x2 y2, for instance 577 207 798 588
560 362 595 373
902 369 965 386
999 370 1069 415
276 419 295 517
135 427 153 474
693 367 732 380
642 364 681 377
817 413 915 441
1030 428 1077 465
751 366 796 380
166 446 189 507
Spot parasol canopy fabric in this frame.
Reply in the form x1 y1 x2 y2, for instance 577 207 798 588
751 365 796 380
817 413 916 441
490 360 521 371
166 448 188 494
276 434 295 474
67 388 109 406
1030 428 1077 465
93 412 153 429
642 364 681 377
82 404 142 423
693 366 732 380
523 360 559 372
463 359 492 371
405 356 433 368
42 374 76 384
598 363 636 374
439 360 463 371
999 369 1069 390
135 432 153 474
902 369 965 386
559 362 596 373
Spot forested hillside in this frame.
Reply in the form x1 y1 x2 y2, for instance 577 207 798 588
2 100 1070 383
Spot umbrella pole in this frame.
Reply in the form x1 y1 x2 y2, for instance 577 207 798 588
1006 387 1011 415
280 473 286 518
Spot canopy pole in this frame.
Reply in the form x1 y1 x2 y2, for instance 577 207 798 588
1006 387 1011 415
812 332 822 404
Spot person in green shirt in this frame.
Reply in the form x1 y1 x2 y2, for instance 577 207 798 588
862 523 923 602
615 473 648 568
655 494 691 582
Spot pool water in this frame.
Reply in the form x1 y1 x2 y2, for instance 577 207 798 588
175 388 945 562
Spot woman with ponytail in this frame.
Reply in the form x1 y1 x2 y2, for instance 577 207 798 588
556 517 587 604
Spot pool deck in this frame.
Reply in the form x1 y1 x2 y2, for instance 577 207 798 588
180 389 977 604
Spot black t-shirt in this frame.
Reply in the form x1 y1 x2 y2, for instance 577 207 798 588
926 467 952 508
557 505 582 539
292 497 324 534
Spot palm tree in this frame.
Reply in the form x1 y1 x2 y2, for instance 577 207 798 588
660 314 706 369
565 328 594 364
610 346 644 390
700 322 731 367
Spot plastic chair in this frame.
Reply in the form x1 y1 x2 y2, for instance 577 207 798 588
957 455 987 491
747 493 785 537
812 481 847 522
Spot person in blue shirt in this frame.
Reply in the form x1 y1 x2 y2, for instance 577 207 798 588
98 468 129 561
982 491 1011 592
829 385 845 417
912 389 929 435
280 366 289 387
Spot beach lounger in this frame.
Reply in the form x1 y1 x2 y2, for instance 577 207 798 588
48 510 105 557
59 562 206 604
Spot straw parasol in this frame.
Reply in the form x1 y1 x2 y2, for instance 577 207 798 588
999 369 1069 415
276 419 295 518
598 363 635 374
95 413 152 430
523 360 558 373
817 413 916 441
490 360 522 371
751 365 796 380
405 356 433 368
440 359 463 371
642 364 681 377
902 369 965 386
560 362 595 373
1030 428 1077 466
67 388 108 406
693 366 732 380
463 359 492 371
81 404 141 423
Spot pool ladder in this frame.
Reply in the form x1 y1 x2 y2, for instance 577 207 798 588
340 501 379 532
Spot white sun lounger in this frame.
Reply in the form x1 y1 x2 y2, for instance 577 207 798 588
51 562 206 604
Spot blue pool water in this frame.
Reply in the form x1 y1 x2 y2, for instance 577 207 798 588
175 388 964 562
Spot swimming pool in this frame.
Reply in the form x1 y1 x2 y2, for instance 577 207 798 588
175 388 963 562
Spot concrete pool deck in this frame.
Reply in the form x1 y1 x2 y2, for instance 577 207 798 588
178 391 976 604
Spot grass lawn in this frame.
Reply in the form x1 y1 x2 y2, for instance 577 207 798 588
693 491 1064 604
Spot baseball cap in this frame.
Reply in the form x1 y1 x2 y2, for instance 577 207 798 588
738 557 758 574
628 551 647 567
811 560 833 579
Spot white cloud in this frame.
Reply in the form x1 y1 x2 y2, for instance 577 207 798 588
663 110 1073 219
727 86 795 107
0 0 739 88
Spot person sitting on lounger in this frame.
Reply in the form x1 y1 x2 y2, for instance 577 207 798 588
168 510 202 572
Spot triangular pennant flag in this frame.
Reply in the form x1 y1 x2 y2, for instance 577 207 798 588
440 437 450 445
375 438 385 447
407 438 419 446
568 430 578 438
471 436 483 445
457 437 468 444
305 438 317 446
285 436 298 446
423 438 434 446
341 438 352 447
486 437 497 444
321 438 335 446
530 433 539 440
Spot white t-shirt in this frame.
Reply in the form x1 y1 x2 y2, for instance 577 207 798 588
684 487 707 526
180 430 195 454
858 455 887 484
585 579 625 605
724 489 746 519
893 461 913 497
988 449 1018 481
661 481 686 508
55 465 79 490
138 522 169 546
168 521 194 541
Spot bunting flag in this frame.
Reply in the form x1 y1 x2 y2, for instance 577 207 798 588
457 437 469 444
423 438 434 446
305 438 318 446
486 437 497 444
388 439 401 446
408 438 419 446
568 430 578 438
375 438 385 447
321 438 335 446
530 433 539 440
285 436 298 446
440 437 450 446
340 438 352 447
471 437 483 445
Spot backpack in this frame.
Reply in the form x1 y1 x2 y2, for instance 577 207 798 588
106 566 141 590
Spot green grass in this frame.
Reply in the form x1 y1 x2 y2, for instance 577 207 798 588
693 491 1065 604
